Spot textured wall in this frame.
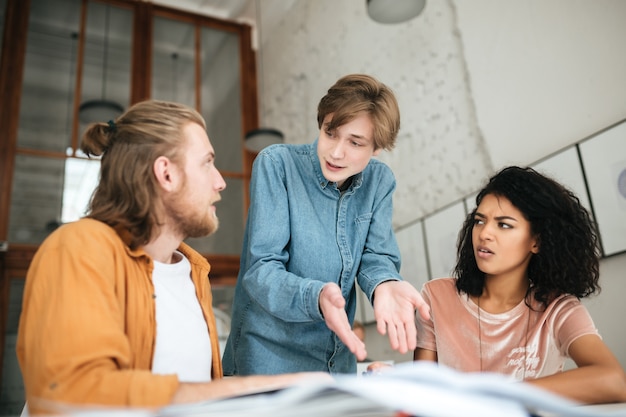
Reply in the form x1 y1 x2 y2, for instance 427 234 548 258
259 0 491 228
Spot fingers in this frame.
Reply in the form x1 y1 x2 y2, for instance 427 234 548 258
378 317 411 353
332 319 368 360
387 319 402 352
405 315 417 351
374 286 419 354
350 337 368 361
320 284 368 360
366 361 392 372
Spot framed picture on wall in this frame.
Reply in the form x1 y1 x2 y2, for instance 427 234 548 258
532 145 592 215
423 201 466 280
579 119 626 257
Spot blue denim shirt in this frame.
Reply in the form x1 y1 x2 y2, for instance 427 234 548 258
222 140 402 375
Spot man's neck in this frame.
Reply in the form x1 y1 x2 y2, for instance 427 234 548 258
143 230 183 264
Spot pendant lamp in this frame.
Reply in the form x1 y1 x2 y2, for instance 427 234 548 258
79 4 124 124
366 0 426 24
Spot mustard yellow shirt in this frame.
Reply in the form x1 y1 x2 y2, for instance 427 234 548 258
17 218 223 414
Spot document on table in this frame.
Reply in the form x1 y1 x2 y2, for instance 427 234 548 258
157 362 626 417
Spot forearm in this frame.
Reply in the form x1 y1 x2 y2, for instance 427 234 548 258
242 265 326 322
527 365 626 404
413 348 437 362
171 373 332 404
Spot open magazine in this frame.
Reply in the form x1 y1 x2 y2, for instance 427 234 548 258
156 362 626 417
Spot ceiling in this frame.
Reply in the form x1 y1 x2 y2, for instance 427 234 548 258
152 0 298 48
152 0 252 21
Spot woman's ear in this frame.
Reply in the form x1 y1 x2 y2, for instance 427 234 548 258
531 236 540 254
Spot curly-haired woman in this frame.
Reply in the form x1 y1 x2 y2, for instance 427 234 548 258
415 166 626 404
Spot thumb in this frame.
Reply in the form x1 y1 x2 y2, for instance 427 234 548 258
411 291 431 320
322 283 345 308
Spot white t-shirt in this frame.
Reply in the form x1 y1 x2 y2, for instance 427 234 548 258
151 251 212 382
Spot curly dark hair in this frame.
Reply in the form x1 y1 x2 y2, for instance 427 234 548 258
455 166 600 306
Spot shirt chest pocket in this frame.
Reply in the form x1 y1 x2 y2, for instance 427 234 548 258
354 212 373 240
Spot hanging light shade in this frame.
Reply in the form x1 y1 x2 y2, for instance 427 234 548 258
79 4 124 124
79 99 124 124
245 128 284 153
366 0 426 24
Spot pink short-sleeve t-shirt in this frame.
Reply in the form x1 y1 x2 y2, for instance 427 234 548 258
416 278 599 380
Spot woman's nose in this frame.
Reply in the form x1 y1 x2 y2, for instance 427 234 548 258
477 223 493 240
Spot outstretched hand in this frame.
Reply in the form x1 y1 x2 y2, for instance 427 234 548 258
373 280 430 354
319 283 367 361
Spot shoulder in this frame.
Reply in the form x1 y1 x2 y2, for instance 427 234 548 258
422 278 459 302
28 219 131 281
536 294 594 327
253 143 314 174
424 277 457 292
365 157 394 177
537 293 583 312
544 294 589 317
42 218 120 250
257 142 312 161
361 158 396 189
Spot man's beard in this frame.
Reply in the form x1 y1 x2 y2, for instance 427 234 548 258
164 186 219 239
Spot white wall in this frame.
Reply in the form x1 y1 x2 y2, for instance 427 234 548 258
583 254 626 370
456 0 626 169
260 0 626 367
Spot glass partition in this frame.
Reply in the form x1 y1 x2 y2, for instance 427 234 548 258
17 0 81 152
80 1 132 129
9 0 133 245
152 16 195 107
201 27 243 173
152 14 247 256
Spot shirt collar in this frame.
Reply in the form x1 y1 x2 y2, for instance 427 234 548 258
309 138 364 192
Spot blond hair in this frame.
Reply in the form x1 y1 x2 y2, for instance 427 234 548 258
81 100 206 248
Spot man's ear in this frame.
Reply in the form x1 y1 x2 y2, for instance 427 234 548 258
153 156 177 191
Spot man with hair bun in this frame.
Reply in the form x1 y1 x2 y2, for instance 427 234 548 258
17 100 325 415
